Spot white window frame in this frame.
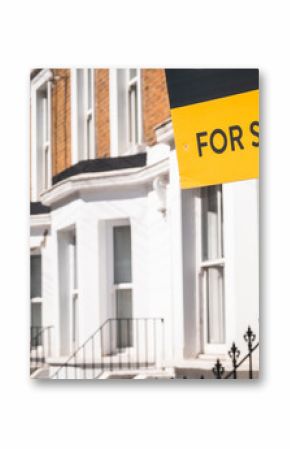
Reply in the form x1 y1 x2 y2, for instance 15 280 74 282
112 221 133 311
30 251 43 347
84 68 95 160
105 219 133 351
57 225 79 355
126 69 142 150
68 231 79 350
199 185 226 355
31 69 53 201
109 69 143 157
71 68 96 164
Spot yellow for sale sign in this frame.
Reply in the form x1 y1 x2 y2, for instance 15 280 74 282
165 69 259 189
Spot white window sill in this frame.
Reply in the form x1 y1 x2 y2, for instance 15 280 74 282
200 258 225 268
31 297 43 303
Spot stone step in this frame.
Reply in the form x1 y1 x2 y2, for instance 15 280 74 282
174 366 259 379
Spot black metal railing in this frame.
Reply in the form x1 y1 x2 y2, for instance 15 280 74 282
30 326 53 372
51 317 165 379
30 326 43 346
171 326 259 380
205 326 259 379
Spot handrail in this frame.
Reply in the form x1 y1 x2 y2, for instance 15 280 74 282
51 317 165 379
210 326 259 379
30 325 53 346
30 326 53 372
51 319 110 378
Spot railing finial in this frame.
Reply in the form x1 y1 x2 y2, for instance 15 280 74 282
244 326 256 351
228 342 240 379
243 326 256 379
212 358 225 379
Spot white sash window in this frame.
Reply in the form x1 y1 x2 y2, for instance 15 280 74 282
113 225 133 348
30 254 43 346
109 69 142 157
31 70 52 200
127 69 141 148
69 233 79 349
201 185 225 352
71 68 96 163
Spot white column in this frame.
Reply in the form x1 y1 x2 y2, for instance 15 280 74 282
76 207 102 345
167 150 184 362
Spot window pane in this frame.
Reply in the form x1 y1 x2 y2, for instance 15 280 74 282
72 237 78 290
113 226 132 283
42 96 48 142
129 69 137 80
129 85 138 145
87 115 93 157
71 233 78 345
202 185 223 260
31 303 42 346
116 289 133 347
206 266 225 344
31 255 42 298
134 85 138 143
72 294 78 345
76 69 85 126
31 302 42 328
44 147 49 189
87 69 93 109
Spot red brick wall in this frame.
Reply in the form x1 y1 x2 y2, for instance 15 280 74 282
142 69 171 146
48 68 170 178
51 69 71 176
96 69 110 158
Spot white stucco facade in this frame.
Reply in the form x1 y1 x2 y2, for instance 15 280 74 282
30 142 259 378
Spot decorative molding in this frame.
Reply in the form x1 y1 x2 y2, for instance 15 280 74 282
41 156 170 207
30 214 51 228
153 174 168 215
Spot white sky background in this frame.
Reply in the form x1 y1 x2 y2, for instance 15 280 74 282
0 0 287 447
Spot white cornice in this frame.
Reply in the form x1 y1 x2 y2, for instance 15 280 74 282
30 213 51 228
40 156 170 207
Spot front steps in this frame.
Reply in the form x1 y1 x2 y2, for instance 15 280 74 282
97 369 174 379
31 362 259 379
47 351 165 379
48 363 171 380
31 366 50 379
31 350 259 379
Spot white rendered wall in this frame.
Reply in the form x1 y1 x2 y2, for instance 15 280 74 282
167 150 184 363
40 173 181 363
32 155 259 367
180 179 259 360
223 179 259 353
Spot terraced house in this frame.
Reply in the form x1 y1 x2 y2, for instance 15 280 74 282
30 68 259 379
